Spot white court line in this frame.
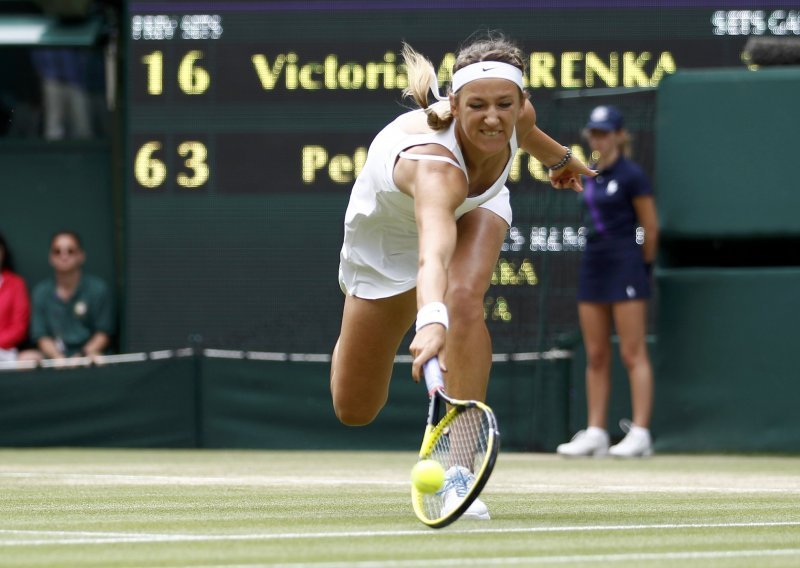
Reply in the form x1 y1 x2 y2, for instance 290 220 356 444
1 472 797 494
0 521 799 547
176 548 800 567
0 472 402 486
492 483 800 494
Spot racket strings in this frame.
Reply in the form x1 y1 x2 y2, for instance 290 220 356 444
441 408 489 471
421 407 491 520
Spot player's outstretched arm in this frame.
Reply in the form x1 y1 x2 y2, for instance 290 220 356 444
395 154 466 381
516 99 595 192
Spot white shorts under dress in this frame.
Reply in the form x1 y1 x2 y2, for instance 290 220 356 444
338 109 515 300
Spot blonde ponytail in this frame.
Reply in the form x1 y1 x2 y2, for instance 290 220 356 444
400 43 453 131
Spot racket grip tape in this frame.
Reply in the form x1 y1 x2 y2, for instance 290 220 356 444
423 357 445 395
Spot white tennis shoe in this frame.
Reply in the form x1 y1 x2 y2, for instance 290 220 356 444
441 465 490 520
556 427 610 457
609 419 653 458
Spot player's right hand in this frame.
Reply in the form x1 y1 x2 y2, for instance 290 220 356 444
409 324 447 382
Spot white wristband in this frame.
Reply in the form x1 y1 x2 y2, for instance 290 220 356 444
415 302 449 331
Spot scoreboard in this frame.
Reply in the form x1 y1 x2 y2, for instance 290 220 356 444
124 1 798 353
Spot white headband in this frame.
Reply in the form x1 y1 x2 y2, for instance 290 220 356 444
429 61 524 102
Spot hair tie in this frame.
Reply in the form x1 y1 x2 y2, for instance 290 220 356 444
428 68 448 102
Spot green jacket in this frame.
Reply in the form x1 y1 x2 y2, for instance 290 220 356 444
30 274 114 356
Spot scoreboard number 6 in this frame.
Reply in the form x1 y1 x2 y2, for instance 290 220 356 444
134 141 210 189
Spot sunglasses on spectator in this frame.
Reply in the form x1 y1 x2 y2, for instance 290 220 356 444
51 247 79 255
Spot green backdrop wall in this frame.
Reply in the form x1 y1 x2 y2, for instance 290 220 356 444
653 268 800 452
656 68 800 240
652 66 800 453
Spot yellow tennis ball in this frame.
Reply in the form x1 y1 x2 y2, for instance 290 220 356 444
411 459 445 494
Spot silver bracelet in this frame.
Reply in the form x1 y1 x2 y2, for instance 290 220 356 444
546 146 572 171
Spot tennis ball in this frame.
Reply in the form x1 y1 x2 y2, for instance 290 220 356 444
411 459 445 494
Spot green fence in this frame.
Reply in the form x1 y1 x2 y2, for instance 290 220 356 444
0 357 196 447
3 339 799 453
0 354 571 452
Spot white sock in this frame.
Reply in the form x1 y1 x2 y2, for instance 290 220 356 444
586 426 608 438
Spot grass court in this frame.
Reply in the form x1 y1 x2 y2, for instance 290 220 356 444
1 449 799 567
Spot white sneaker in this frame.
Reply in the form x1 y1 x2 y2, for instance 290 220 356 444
441 465 490 520
556 427 610 457
609 419 653 458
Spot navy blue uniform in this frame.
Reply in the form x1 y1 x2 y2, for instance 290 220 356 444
578 156 653 302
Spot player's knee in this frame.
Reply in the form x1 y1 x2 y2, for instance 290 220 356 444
333 401 380 426
330 361 390 426
331 387 384 426
446 284 485 325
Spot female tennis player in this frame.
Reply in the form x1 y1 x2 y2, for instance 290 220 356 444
331 32 593 518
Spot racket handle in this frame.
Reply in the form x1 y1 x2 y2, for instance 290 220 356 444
423 357 445 395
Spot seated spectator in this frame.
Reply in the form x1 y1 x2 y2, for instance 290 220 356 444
26 230 113 362
0 231 31 362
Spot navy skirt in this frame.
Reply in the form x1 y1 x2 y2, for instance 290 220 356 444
577 238 651 302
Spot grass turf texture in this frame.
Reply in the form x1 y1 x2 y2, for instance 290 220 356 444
0 449 798 567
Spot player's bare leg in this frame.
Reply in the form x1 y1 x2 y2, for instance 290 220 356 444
331 289 416 426
443 207 507 401
441 207 503 521
442 208 505 481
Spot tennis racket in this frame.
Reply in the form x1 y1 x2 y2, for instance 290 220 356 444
411 357 500 528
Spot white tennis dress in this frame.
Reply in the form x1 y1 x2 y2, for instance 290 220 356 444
339 108 515 299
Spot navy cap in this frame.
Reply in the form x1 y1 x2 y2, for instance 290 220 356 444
585 105 624 131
